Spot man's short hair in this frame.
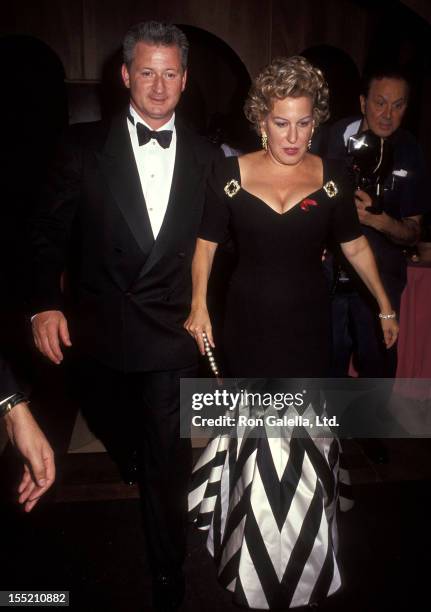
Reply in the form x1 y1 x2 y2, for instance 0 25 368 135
361 63 411 98
123 21 189 71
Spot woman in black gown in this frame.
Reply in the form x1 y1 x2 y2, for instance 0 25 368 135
185 57 398 609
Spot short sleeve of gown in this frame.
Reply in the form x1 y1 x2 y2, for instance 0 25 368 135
198 157 235 244
330 161 363 244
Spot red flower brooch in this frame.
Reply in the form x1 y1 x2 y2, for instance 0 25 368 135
300 198 318 212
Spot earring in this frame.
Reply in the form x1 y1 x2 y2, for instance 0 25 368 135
261 132 268 151
307 128 315 151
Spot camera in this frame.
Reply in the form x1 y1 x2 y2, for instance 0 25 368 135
347 129 393 214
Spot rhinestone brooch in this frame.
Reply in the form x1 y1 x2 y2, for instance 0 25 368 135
323 180 338 198
224 179 240 198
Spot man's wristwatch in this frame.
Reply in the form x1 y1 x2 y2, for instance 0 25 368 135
0 393 28 418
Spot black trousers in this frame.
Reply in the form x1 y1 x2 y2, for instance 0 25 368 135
71 353 198 576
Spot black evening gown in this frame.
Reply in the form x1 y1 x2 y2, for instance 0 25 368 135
189 156 362 609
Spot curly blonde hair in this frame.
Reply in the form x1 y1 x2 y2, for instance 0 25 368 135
244 56 330 131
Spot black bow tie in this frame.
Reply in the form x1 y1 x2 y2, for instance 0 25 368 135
136 122 173 148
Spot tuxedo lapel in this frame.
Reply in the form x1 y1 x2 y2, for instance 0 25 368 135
137 123 205 277
97 113 154 255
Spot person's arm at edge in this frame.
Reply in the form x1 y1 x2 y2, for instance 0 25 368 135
2 398 55 512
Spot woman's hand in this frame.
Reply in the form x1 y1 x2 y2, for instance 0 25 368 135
184 306 214 355
380 316 399 349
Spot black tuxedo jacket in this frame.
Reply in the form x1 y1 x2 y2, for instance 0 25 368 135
30 111 220 372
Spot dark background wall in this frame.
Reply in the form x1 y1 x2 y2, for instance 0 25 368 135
2 0 430 150
2 1 429 77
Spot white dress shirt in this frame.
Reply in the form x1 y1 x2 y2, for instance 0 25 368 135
127 105 176 239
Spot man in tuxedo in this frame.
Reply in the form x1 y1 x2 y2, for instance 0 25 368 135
30 21 218 610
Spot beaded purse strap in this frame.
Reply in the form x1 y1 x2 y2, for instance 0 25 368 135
202 332 221 378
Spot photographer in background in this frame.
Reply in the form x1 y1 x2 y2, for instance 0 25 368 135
1 355 55 512
327 64 428 379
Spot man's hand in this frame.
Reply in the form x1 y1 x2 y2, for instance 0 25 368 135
354 189 378 227
355 189 421 245
32 310 71 364
4 402 55 512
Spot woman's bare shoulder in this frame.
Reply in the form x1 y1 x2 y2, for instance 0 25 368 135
239 150 263 162
303 153 324 180
238 150 264 171
305 152 323 168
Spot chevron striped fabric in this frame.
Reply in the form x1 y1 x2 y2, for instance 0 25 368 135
189 426 342 609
